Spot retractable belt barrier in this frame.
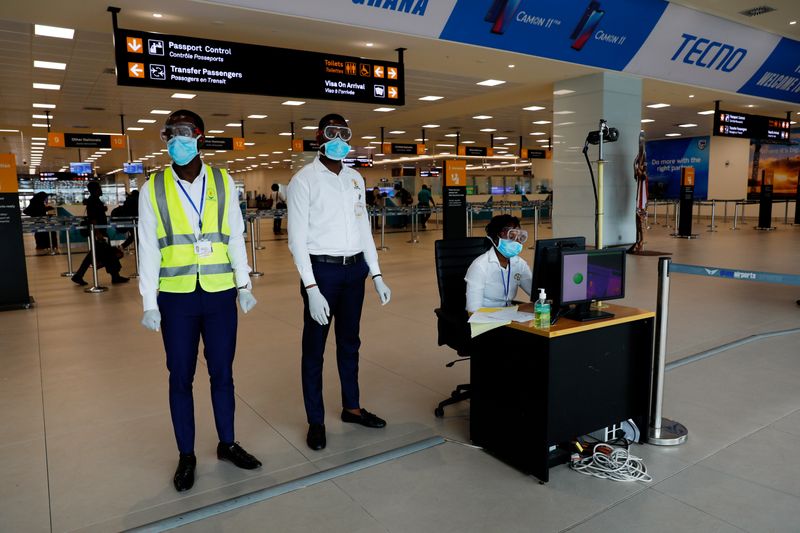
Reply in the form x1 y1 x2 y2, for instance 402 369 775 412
650 257 800 447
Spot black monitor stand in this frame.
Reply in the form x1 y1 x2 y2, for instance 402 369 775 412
563 302 615 322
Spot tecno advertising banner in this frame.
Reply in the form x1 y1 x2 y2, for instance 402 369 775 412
646 136 710 200
747 143 800 199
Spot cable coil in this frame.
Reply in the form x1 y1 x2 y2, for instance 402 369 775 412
570 443 652 483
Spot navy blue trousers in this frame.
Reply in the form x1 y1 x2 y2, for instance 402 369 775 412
300 260 369 425
158 286 238 454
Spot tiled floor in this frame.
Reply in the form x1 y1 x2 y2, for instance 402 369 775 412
2 217 799 532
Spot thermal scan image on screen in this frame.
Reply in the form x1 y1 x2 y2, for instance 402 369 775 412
562 252 624 303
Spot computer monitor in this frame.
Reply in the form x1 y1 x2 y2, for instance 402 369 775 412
559 248 626 321
531 236 586 311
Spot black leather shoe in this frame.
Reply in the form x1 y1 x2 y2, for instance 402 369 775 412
341 408 386 428
111 275 130 284
306 423 326 450
217 442 262 469
71 275 87 286
173 453 196 492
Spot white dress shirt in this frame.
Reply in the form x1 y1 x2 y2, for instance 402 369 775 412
465 248 533 312
138 163 250 311
287 157 381 287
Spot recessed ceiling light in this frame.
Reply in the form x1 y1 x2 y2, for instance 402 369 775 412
745 104 757 108
369 141 382 145
32 103 56 109
374 107 395 112
791 121 797 125
419 95 443 101
32 123 49 127
150 109 171 114
436 143 454 147
480 128 496 132
127 127 144 131
272 151 283 154
553 110 574 115
33 60 66 70
282 100 305 106
389 130 405 134
444 133 459 138
244 142 255 146
302 125 317 130
33 83 60 90
153 13 163 18
32 114 52 119
461 140 475 144
278 132 292 136
790 20 797 25
34 24 74 39
422 124 439 128
641 119 655 123
523 105 545 111
171 93 196 99
138 119 156 124
553 89 575 96
31 137 46 140
494 136 508 140
439 152 451 155
508 64 515 68
247 114 267 119
503 142 516 146
476 79 505 86
689 94 695 98
226 122 241 127
678 123 698 128
647 103 670 109
365 42 374 47
529 132 546 136
536 139 549 143
473 115 493 120
207 129 224 134
362 135 376 139
532 120 551 125
697 109 715 115
665 133 681 137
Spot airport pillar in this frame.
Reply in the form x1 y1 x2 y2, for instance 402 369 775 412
552 72 641 247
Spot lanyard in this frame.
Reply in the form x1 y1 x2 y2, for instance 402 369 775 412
175 174 205 231
499 263 511 305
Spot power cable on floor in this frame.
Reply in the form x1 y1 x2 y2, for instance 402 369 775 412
570 443 652 483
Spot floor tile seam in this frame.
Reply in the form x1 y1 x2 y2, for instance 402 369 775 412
695 460 800 501
555 484 653 533
0 435 46 451
33 304 55 533
649 486 752 533
329 477 392 533
306 428 438 467
768 425 800 438
356 352 464 399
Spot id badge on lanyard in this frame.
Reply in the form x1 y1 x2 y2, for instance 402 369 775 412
194 239 213 257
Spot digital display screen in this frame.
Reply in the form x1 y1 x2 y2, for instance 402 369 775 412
561 249 625 304
123 162 144 174
69 162 92 175
714 110 791 141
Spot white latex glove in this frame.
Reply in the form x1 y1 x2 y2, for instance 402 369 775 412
141 309 161 332
237 288 257 313
373 276 391 305
306 286 330 326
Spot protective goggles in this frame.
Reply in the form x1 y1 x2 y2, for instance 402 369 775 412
321 125 352 142
160 122 203 142
500 227 528 244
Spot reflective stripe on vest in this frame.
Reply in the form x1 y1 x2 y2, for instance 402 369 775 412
149 165 235 293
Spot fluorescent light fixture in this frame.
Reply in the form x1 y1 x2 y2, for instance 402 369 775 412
508 64 515 68
444 133 459 138
127 126 144 131
689 94 695 98
641 119 655 123
258 153 269 157
35 24 74 39
494 136 508 140
33 83 60 90
271 161 280 164
422 124 439 128
473 115 493 120
439 152 451 155
436 143 454 147
529 132 546 136
150 109 171 114
503 142 516 146
302 126 317 130
373 107 395 112
281 100 305 106
171 93 196 99
536 139 550 143
523 105 545 111
34 60 66 70
31 142 46 145
32 123 49 127
33 103 56 109
247 114 267 119
532 120 551 125
480 128 496 132
246 156 256 160
272 151 283 154
153 13 163 18
138 119 156 123
697 110 715 115
678 123 698 128
790 20 797 25
647 103 670 109
369 141 382 145
745 104 757 108
207 129 224 134
244 142 255 146
419 95 443 101
361 135 376 139
665 133 681 137
225 122 241 127
553 110 574 115
476 79 505 86
278 132 292 136
31 137 47 140
389 130 405 134
31 114 52 119
553 89 575 96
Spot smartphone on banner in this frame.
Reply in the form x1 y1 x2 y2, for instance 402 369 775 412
571 9 604 50
485 0 507 23
491 0 522 34
570 1 601 39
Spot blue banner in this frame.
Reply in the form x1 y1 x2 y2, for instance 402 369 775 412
738 38 800 104
646 136 710 200
440 0 667 71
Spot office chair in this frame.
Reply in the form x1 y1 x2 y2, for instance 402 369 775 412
433 237 492 417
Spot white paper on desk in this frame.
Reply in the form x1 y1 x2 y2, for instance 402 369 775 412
469 306 534 323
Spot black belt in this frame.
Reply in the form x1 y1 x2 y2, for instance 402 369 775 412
310 253 364 266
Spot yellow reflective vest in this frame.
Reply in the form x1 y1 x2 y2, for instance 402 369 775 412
149 165 235 293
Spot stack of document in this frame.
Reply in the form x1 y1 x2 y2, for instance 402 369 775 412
468 305 536 337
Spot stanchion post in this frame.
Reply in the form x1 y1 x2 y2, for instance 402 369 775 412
248 218 264 277
85 224 108 293
648 257 688 446
707 201 717 232
129 220 139 278
731 202 740 230
673 200 679 230
60 222 75 277
377 207 389 251
407 206 419 244
255 215 265 250
534 204 540 243
48 228 57 255
784 199 790 225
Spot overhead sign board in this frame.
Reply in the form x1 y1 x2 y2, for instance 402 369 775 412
382 143 425 155
114 27 405 105
48 133 127 149
714 110 791 141
292 139 321 152
522 148 548 159
457 146 493 157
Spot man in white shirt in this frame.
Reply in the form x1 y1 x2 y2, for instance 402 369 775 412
465 215 533 312
138 110 261 492
287 113 392 451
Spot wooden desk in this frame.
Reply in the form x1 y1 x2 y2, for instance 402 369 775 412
469 304 654 482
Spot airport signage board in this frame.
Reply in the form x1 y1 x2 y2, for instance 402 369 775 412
47 132 126 149
383 143 425 155
202 137 246 151
114 28 404 105
713 110 791 141
457 146 493 157
292 139 321 152
523 149 548 159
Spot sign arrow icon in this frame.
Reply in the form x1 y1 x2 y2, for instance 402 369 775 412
387 86 398 99
126 37 142 53
373 65 384 78
128 62 144 78
387 67 397 79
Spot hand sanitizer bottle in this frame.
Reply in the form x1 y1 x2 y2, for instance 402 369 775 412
534 288 550 329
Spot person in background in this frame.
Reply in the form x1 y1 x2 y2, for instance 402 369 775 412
287 112 392 452
270 183 287 235
417 184 436 230
71 181 128 286
465 214 532 313
374 190 386 209
23 191 57 251
110 190 139 250
365 186 376 208
394 182 412 207
138 109 261 492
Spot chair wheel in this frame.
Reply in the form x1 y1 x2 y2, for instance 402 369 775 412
450 390 460 398
434 407 444 418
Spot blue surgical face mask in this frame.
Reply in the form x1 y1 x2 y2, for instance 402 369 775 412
167 136 199 166
320 138 351 161
496 238 523 259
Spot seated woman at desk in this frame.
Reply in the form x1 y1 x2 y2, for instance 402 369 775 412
465 214 533 312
